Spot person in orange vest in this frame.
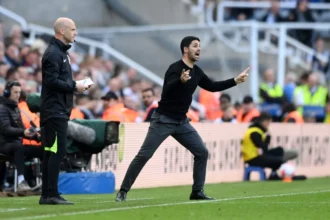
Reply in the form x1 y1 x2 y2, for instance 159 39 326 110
142 88 158 122
236 95 260 123
198 88 221 121
282 103 304 123
18 91 42 146
102 91 139 123
214 93 237 119
214 105 237 123
70 94 85 120
70 107 84 120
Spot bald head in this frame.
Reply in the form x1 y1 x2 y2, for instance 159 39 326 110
53 17 77 44
53 17 73 33
264 68 275 83
308 72 319 88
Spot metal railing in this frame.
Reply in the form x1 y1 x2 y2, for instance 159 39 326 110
0 5 28 30
2 4 330 105
216 1 330 23
0 5 206 114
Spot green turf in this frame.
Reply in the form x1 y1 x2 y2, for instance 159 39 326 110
0 177 329 220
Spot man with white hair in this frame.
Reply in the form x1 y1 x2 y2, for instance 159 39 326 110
293 72 328 118
259 68 284 104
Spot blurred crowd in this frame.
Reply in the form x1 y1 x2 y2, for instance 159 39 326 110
0 14 329 125
0 23 167 124
188 0 330 47
199 68 329 124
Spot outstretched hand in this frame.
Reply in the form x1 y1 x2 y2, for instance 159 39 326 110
180 69 191 83
234 67 250 84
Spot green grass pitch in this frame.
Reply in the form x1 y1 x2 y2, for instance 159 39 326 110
0 177 329 220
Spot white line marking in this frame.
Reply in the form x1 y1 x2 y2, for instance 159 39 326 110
225 201 330 204
77 197 155 204
0 208 26 213
4 189 330 220
0 197 154 205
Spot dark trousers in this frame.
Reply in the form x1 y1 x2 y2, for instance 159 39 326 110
247 147 284 171
0 142 43 175
120 112 208 192
0 143 43 188
41 118 68 197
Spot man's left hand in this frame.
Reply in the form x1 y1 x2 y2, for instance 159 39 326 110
234 67 250 84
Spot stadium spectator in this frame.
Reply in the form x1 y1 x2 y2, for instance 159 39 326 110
293 72 328 116
214 93 237 119
198 88 220 121
282 103 304 123
283 72 297 103
259 68 285 105
214 105 237 123
102 91 139 122
260 0 286 24
142 88 158 122
4 44 21 67
288 0 315 47
308 37 330 79
0 81 43 191
236 95 260 123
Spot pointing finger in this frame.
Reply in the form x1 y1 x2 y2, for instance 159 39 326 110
244 67 250 73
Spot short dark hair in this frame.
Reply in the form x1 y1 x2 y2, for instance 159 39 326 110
243 95 253 104
220 93 231 102
142 88 154 96
101 91 118 100
300 71 311 81
180 36 200 54
6 67 17 80
5 80 20 90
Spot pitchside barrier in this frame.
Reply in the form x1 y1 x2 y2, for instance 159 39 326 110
89 123 330 189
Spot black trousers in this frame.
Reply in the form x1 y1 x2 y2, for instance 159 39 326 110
41 118 68 197
246 147 284 171
0 143 43 187
120 112 208 192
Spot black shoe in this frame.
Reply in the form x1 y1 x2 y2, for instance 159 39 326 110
39 196 48 205
47 195 74 205
115 191 127 202
268 173 282 181
189 191 215 200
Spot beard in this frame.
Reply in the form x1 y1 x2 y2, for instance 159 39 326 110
188 52 197 62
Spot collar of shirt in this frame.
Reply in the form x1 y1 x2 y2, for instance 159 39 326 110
51 37 71 52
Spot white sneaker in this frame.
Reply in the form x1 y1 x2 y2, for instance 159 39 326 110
17 180 31 191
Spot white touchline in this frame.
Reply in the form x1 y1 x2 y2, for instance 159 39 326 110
0 197 154 205
77 197 155 204
0 208 26 213
4 189 330 220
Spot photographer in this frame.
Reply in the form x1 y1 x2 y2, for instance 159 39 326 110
0 81 43 191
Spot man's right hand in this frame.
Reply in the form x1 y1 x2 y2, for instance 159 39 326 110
76 83 90 93
24 129 34 138
180 69 191 83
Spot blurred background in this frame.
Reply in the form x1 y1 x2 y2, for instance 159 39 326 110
0 0 329 124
